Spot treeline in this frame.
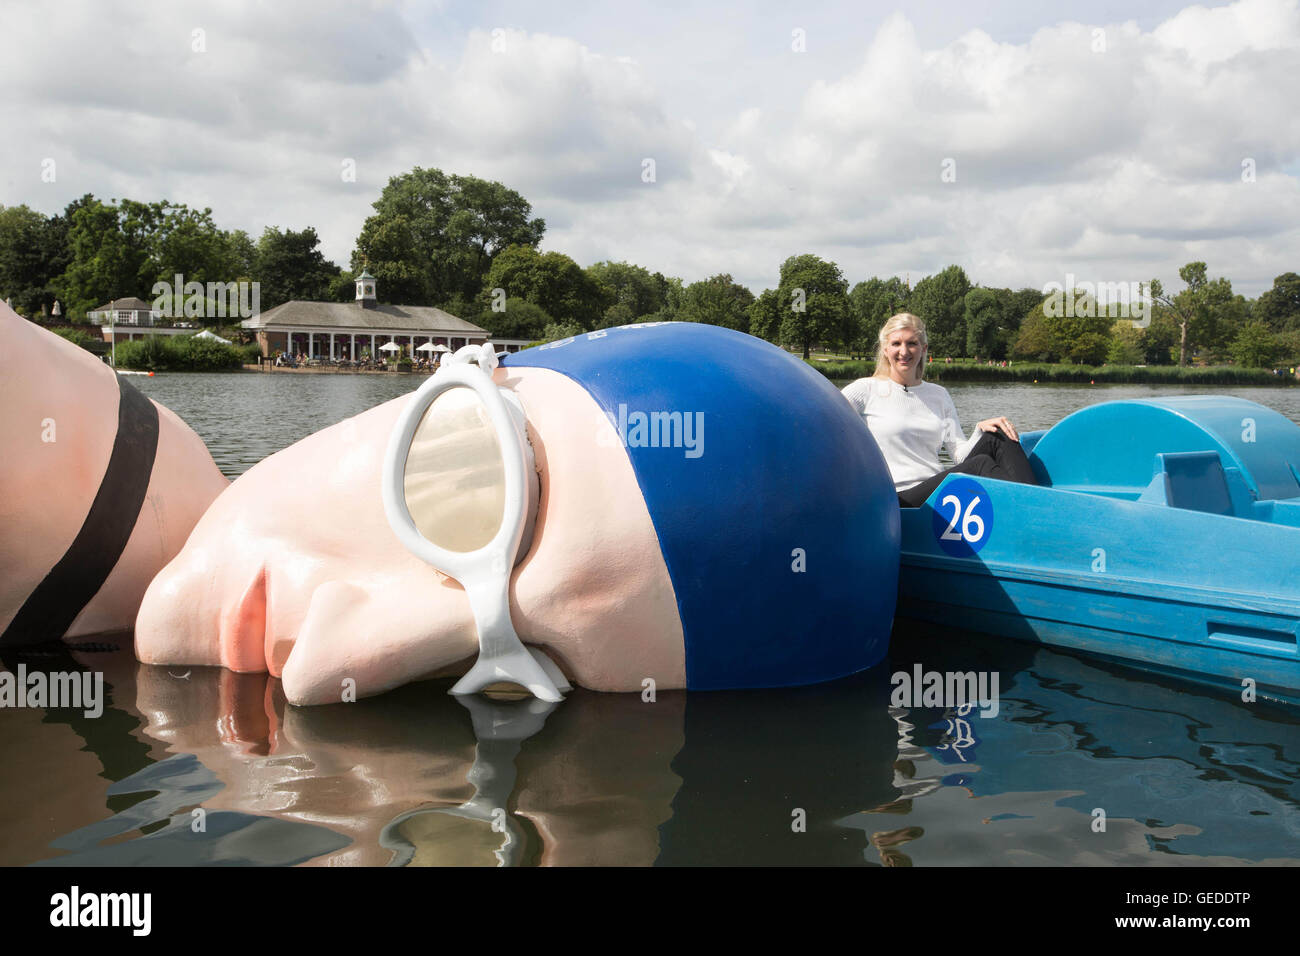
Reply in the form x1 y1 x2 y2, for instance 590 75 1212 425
0 197 347 321
815 360 1291 386
347 169 1300 369
5 167 1300 370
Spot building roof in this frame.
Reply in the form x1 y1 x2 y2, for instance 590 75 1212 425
241 300 488 334
91 297 156 313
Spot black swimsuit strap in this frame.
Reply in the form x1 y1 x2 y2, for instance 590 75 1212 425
1 375 159 647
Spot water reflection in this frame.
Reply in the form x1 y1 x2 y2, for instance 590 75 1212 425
3 625 1298 866
861 624 1300 865
380 696 557 867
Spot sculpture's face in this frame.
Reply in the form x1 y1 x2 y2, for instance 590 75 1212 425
0 306 228 640
134 365 687 705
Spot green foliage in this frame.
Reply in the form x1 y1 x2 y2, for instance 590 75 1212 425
254 226 341 310
747 288 781 344
1254 272 1300 333
585 261 671 324
1229 321 1281 369
963 287 1001 358
0 204 63 316
1149 262 1240 366
114 334 244 371
1275 330 1300 366
1107 322 1145 365
475 297 553 341
51 196 257 321
677 273 754 332
478 245 610 330
1012 291 1116 363
848 276 908 355
354 167 545 307
50 326 100 350
908 265 971 357
812 359 1292 386
776 254 850 359
535 319 585 345
1011 307 1058 362
1142 307 1178 364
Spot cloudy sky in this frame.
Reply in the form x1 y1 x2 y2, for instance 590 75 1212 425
3 0 1297 298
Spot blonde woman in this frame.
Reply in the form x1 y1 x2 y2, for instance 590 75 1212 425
841 313 1036 508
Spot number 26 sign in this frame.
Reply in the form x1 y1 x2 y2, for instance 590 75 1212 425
930 476 994 557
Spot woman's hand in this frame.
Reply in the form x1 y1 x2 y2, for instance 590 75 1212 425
976 416 1019 441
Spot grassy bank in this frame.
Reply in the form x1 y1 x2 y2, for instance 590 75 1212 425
115 335 259 371
810 359 1298 386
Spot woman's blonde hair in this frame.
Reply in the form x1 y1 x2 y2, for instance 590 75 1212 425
873 312 928 380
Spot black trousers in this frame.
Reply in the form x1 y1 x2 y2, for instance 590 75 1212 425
897 430 1037 508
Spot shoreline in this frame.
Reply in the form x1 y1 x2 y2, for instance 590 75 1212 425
811 359 1300 387
239 363 433 375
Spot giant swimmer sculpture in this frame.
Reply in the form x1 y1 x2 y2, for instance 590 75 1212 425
1 305 229 646
135 323 897 704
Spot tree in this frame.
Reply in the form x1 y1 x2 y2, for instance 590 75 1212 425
747 288 781 344
848 276 908 356
0 204 53 316
1148 263 1238 366
478 244 610 330
538 319 584 344
1255 273 1300 332
775 254 850 359
52 197 256 321
1107 322 1145 365
963 287 1001 359
54 198 153 320
908 265 971 357
586 261 670 323
1011 307 1057 361
149 203 241 286
354 167 545 307
991 287 1044 357
1012 290 1115 363
1142 307 1179 365
677 273 754 332
476 297 553 341
1229 322 1280 369
642 276 685 324
254 226 342 310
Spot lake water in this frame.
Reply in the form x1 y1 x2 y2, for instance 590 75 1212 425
2 371 1298 866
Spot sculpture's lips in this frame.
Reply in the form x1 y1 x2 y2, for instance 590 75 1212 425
219 563 271 674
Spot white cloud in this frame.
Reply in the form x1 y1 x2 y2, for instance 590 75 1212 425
0 0 1296 299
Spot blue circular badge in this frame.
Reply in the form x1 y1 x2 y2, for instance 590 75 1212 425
931 476 993 557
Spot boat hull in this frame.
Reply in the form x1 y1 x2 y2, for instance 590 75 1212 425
899 476 1300 706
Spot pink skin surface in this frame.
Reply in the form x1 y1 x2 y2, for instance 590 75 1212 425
0 306 229 638
135 365 687 705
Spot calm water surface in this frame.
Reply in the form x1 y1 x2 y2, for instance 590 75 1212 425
1 371 1297 865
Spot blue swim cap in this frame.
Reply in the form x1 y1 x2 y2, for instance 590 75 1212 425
503 322 899 689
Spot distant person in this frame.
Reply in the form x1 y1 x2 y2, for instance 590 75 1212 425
841 313 1037 508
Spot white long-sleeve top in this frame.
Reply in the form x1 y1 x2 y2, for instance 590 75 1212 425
841 377 980 492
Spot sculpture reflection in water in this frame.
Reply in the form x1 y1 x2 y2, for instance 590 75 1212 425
8 629 1299 865
379 695 558 867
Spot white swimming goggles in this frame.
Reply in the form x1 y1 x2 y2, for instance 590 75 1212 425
382 343 569 702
